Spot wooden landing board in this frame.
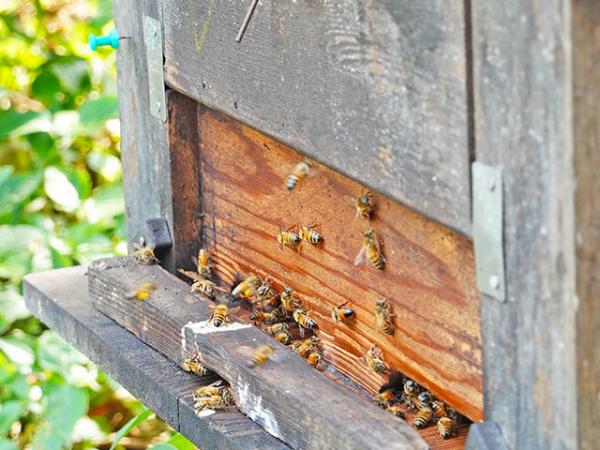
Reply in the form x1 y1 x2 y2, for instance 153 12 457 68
193 106 483 421
22 266 288 450
162 0 472 236
89 257 432 450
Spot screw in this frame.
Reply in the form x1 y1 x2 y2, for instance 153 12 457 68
489 275 500 290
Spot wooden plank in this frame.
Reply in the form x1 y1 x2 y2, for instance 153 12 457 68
194 106 482 420
22 266 289 450
161 0 473 236
89 257 430 450
472 1 578 448
573 1 600 449
465 422 509 450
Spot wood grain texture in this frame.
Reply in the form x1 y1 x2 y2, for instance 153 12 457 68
472 1 578 448
89 257 429 450
195 106 482 421
161 0 473 236
22 266 288 450
573 1 600 448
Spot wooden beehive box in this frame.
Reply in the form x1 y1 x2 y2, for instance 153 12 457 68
23 1 599 450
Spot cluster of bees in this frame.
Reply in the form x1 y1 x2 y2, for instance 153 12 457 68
127 159 463 439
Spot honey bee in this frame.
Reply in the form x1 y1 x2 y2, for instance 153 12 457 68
414 406 434 428
386 404 405 418
193 391 232 413
182 352 211 376
267 323 289 335
374 298 394 335
247 344 275 368
249 311 279 325
365 345 389 374
255 277 277 303
331 301 355 323
437 416 457 439
193 383 225 398
179 269 225 299
416 391 432 409
285 160 311 191
307 351 322 368
277 228 302 249
295 336 321 358
355 191 374 220
299 223 323 244
232 275 262 300
355 230 385 270
280 287 300 315
431 400 447 418
131 241 158 265
373 390 395 408
209 304 233 327
274 330 292 345
403 379 419 409
126 282 157 301
194 248 212 278
292 307 318 334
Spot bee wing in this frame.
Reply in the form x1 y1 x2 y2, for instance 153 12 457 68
354 246 366 266
178 269 203 282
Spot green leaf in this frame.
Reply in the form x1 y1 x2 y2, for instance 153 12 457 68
0 437 19 450
0 166 13 185
79 97 118 127
26 132 56 160
0 110 40 138
0 337 34 368
44 166 80 212
49 57 91 94
31 70 61 105
43 383 89 447
0 287 29 333
165 433 196 450
79 185 124 225
109 408 152 450
0 171 43 216
37 331 88 379
150 445 178 450
0 400 24 434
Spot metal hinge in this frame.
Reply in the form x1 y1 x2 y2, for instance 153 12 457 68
472 162 506 302
144 16 166 122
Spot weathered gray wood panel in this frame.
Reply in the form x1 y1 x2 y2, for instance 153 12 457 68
472 1 578 448
89 257 428 450
22 266 289 450
162 0 472 236
573 1 600 449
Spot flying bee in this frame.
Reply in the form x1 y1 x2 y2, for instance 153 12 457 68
355 191 374 220
179 269 226 299
416 391 432 409
373 390 395 408
375 298 394 335
285 160 311 191
299 223 323 244
277 228 302 250
386 404 405 418
280 287 300 315
307 351 322 368
365 345 389 374
403 379 419 409
131 241 158 265
209 304 233 327
249 310 280 325
414 406 434 428
194 248 212 278
354 230 385 270
182 352 211 376
126 282 156 301
437 416 457 439
247 345 275 368
232 275 262 300
331 301 355 323
292 307 318 335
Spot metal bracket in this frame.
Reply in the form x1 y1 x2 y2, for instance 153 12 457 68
144 16 166 122
472 162 506 301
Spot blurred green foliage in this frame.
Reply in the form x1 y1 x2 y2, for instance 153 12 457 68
0 1 194 448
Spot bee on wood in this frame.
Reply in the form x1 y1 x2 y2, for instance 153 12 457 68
375 298 395 335
293 307 318 335
431 400 447 418
437 416 457 439
354 230 385 270
331 301 355 323
255 277 277 304
131 240 159 265
193 382 225 398
247 344 275 368
193 388 233 413
280 287 300 315
307 351 322 368
414 406 434 428
209 304 233 327
373 390 395 408
295 336 321 358
267 322 292 344
285 160 311 191
355 191 375 220
299 223 323 244
386 404 405 418
277 228 302 249
182 352 211 376
416 391 432 410
365 345 389 374
232 275 262 300
274 330 292 345
179 269 226 300
125 282 157 301
403 379 419 410
194 248 212 278
249 310 280 326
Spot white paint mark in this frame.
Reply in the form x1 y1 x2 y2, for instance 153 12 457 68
195 408 215 418
235 377 282 439
184 320 252 335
